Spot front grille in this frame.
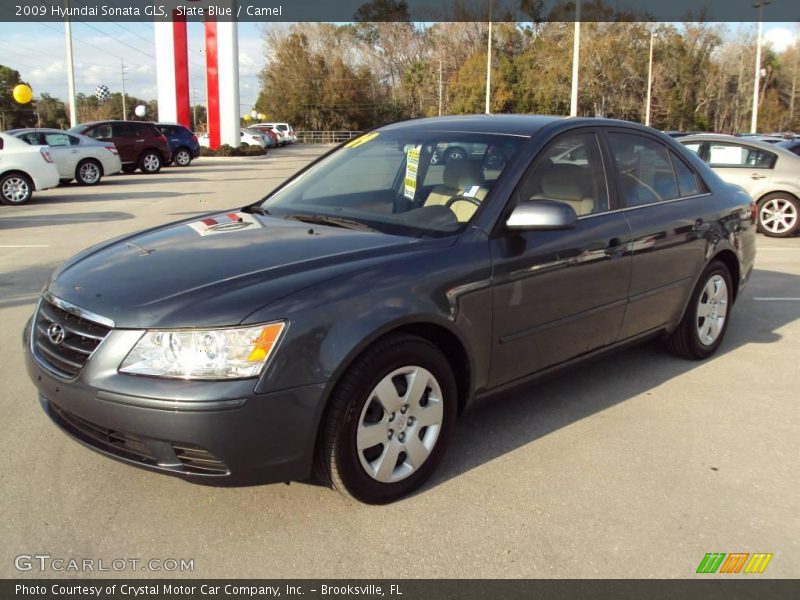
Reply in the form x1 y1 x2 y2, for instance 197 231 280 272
33 299 112 377
50 403 229 476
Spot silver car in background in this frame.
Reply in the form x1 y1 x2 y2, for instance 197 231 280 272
8 128 122 186
680 134 800 237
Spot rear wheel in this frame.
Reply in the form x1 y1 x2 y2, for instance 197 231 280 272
173 148 192 167
757 193 799 237
139 151 162 174
0 173 33 205
316 334 457 504
667 261 732 360
75 159 102 185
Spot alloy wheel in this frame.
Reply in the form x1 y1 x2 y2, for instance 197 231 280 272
142 153 160 172
175 150 191 166
1 176 31 204
760 198 798 236
78 162 100 184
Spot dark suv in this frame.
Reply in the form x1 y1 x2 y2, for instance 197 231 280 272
155 123 200 167
69 121 172 174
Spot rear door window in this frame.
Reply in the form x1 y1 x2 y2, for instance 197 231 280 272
44 132 71 147
607 132 679 207
87 124 112 140
707 143 776 169
669 151 703 197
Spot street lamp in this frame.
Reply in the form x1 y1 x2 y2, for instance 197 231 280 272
751 1 771 134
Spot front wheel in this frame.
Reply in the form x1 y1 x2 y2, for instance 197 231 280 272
757 193 799 237
0 173 33 205
317 334 457 504
666 261 733 360
139 151 162 174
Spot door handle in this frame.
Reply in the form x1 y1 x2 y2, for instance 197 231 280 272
71 150 78 153
750 173 767 180
136 139 145 143
604 237 626 258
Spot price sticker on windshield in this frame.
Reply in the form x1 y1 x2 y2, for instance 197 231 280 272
404 145 422 200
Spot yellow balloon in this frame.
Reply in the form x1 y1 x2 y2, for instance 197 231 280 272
243 114 251 122
13 84 33 104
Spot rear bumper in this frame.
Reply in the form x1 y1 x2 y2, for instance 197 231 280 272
34 167 60 191
24 320 328 486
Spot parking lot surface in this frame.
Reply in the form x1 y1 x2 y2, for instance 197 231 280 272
1 145 798 578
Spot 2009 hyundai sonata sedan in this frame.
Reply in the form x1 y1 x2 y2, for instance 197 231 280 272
24 115 756 504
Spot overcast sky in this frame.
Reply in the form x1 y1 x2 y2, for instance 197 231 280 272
0 21 797 113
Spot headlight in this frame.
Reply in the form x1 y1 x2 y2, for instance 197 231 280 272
119 321 286 380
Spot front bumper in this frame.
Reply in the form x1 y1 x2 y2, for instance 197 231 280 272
24 319 327 486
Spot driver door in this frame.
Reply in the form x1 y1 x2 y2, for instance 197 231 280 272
489 128 632 387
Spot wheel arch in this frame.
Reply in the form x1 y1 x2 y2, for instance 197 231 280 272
711 249 741 305
755 189 799 204
0 169 35 190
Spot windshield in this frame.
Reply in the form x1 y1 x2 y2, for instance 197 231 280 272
259 130 525 237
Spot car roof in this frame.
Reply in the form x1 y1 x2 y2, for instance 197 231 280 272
680 133 800 160
7 127 76 134
376 114 574 137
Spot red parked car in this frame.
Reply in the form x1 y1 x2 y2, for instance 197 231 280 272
69 121 172 174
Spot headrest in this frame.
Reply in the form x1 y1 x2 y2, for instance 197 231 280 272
540 167 590 201
443 159 484 189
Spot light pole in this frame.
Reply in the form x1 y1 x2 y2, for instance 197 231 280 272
485 0 492 114
63 0 77 127
752 1 770 134
645 29 655 127
570 0 581 117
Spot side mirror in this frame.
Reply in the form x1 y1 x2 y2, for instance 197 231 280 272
506 199 579 231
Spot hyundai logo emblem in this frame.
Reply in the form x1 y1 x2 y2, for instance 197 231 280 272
47 323 65 346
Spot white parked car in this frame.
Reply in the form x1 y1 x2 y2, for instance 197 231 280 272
681 134 800 237
8 128 122 186
0 133 60 205
240 129 267 148
255 122 297 145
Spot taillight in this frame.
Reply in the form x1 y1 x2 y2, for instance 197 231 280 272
750 201 758 223
40 149 53 163
106 145 119 155
191 134 198 143
156 134 168 143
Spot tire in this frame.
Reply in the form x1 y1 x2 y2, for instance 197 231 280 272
757 193 800 238
666 261 733 360
316 334 458 504
173 147 192 167
138 151 162 174
75 159 102 186
0 172 33 205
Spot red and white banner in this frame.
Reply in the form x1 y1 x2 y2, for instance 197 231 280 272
154 11 190 127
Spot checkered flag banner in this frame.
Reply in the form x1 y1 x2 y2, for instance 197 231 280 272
95 85 110 103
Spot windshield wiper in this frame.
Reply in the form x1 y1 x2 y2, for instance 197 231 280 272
243 205 271 216
283 214 375 231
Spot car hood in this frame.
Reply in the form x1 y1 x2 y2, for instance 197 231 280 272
46 211 428 328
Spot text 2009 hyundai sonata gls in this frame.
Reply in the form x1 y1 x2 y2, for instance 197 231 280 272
24 116 756 504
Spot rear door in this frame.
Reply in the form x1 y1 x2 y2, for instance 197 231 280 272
489 128 632 386
604 129 710 338
43 131 80 178
704 141 775 197
110 122 139 165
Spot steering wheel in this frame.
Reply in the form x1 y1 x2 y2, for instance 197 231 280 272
445 195 482 209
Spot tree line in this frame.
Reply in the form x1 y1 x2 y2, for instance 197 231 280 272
254 21 800 134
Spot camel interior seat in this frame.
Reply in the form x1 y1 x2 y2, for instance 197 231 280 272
424 160 489 222
526 162 597 216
